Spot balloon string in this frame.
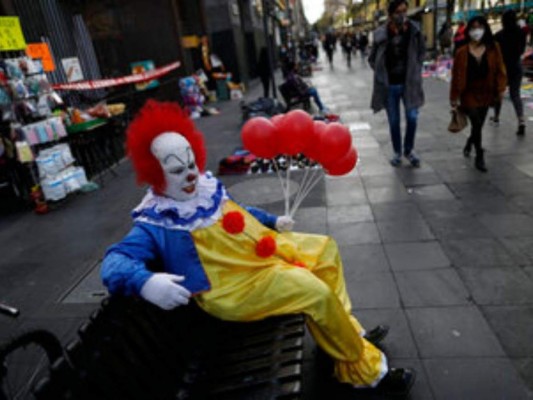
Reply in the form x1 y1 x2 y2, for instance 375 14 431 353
272 157 288 200
290 170 323 217
291 164 311 214
285 156 292 216
291 165 316 217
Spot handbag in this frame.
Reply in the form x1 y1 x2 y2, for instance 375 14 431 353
448 108 468 133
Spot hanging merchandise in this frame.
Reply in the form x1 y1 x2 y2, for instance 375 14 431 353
1 51 89 210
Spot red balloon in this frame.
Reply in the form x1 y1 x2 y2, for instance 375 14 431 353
276 110 314 155
319 123 353 165
324 147 358 176
271 114 285 127
305 121 327 161
241 117 278 158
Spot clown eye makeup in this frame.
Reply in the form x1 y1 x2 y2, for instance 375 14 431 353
188 162 195 169
171 166 185 175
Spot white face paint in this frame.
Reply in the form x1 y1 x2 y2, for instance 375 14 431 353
150 132 199 201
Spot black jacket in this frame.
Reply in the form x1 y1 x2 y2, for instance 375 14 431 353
495 28 526 76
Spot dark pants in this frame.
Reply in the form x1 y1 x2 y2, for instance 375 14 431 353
385 84 419 156
326 49 334 65
260 76 270 98
465 106 489 154
493 68 524 122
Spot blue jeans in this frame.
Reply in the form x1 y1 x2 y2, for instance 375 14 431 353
308 87 324 111
385 84 419 155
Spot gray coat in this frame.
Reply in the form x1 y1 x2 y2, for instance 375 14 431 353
368 20 426 113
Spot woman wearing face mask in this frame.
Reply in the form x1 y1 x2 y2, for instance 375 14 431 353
369 0 426 168
450 16 507 172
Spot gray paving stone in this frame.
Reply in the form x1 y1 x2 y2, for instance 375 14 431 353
416 199 472 220
461 195 521 215
384 241 451 271
407 184 456 202
478 213 533 237
348 271 401 309
328 221 381 246
449 181 502 199
395 269 471 307
491 178 533 197
502 236 533 265
354 309 418 358
360 172 404 189
482 306 533 357
377 217 435 243
511 194 533 216
293 206 327 234
460 267 533 305
366 186 411 204
424 358 532 400
327 204 374 225
325 180 368 206
513 358 533 392
339 243 391 274
525 266 533 280
434 164 491 184
406 306 505 357
371 201 423 221
426 215 493 239
441 238 516 268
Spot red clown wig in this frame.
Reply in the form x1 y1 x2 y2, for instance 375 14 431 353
126 100 207 194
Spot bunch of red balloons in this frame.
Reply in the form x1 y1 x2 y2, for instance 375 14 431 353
241 110 358 176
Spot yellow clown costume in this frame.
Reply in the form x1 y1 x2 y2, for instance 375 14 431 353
102 173 388 387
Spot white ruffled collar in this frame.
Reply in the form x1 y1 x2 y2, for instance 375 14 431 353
132 173 228 230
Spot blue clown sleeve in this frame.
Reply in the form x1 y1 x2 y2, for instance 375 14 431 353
244 206 277 229
100 224 158 296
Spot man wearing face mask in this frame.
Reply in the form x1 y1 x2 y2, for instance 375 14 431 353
100 100 416 396
369 0 426 168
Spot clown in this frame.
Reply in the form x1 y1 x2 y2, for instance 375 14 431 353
101 100 414 395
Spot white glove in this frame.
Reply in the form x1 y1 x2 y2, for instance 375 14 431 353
140 273 191 310
275 215 295 232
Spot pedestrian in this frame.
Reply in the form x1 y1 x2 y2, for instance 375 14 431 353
369 0 426 167
438 21 453 55
450 15 507 172
491 10 527 136
359 31 369 60
343 30 355 68
323 28 336 68
284 61 327 113
257 47 271 98
453 21 467 55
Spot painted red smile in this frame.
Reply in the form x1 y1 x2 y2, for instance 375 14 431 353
182 184 196 194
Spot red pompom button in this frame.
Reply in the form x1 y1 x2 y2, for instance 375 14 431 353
222 211 245 234
255 236 277 258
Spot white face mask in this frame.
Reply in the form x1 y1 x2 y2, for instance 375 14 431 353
151 132 199 201
469 28 485 42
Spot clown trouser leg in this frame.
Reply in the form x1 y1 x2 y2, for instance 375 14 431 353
196 237 388 387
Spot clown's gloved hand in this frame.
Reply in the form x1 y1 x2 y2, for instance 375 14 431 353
276 215 295 232
140 273 191 310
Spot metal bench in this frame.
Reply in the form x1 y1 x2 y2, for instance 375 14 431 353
5 296 305 400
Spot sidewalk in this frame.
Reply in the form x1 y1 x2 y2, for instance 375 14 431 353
1 53 533 399
297 52 533 399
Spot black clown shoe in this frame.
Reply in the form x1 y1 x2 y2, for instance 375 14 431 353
363 325 390 345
